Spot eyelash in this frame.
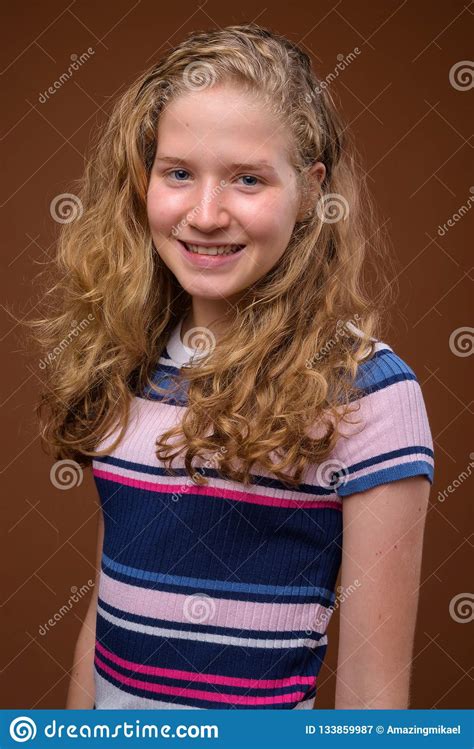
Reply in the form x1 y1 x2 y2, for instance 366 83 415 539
164 169 263 187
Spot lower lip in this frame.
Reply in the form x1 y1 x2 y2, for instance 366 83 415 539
176 240 245 268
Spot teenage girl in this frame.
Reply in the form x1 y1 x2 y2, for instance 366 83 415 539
30 23 434 709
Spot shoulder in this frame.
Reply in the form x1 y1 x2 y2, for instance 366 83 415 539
353 341 418 394
329 339 435 497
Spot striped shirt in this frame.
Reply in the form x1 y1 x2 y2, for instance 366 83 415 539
92 319 434 709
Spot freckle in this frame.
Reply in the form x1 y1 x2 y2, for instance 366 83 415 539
394 544 397 549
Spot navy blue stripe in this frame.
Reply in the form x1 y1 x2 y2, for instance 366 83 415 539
93 454 336 496
95 474 342 593
333 445 434 480
103 551 335 597
101 554 336 607
96 654 316 697
338 461 434 496
354 370 417 398
353 348 418 396
94 663 315 708
96 619 327 679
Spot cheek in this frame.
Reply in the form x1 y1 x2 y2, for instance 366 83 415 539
242 196 296 248
146 184 161 229
146 182 182 231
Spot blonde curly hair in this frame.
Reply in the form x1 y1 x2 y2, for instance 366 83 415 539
25 22 397 489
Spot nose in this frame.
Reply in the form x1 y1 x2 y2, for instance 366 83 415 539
185 180 231 233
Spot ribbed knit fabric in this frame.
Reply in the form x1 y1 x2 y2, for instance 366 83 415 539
92 319 434 709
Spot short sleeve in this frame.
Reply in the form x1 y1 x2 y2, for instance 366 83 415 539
328 345 435 497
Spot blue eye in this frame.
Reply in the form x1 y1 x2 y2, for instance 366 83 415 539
165 170 261 186
238 175 260 187
168 169 190 181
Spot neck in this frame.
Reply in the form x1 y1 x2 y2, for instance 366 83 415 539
180 297 241 345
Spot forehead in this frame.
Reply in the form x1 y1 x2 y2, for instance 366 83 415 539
156 83 295 168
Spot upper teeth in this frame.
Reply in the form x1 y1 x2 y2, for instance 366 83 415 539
184 243 241 256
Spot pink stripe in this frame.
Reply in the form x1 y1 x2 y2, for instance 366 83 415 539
93 375 433 506
95 655 309 705
96 640 315 688
329 379 433 467
100 571 331 633
92 467 340 511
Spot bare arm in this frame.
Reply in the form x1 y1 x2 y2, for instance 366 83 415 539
335 475 430 709
65 508 104 708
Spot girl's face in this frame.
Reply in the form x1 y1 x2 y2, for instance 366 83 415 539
147 83 318 306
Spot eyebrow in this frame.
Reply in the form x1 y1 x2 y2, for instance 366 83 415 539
155 155 278 175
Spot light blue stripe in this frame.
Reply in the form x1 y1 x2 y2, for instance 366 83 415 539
337 461 434 497
102 553 335 601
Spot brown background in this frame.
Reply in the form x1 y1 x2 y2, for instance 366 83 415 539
1 0 472 709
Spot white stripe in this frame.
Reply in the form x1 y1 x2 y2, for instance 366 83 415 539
97 604 327 650
94 671 202 709
293 696 316 709
346 451 434 485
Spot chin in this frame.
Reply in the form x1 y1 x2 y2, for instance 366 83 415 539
182 281 240 297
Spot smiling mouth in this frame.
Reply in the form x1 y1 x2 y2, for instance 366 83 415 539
179 241 245 256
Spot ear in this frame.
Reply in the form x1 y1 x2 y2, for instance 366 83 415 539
296 161 326 221
308 161 326 186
